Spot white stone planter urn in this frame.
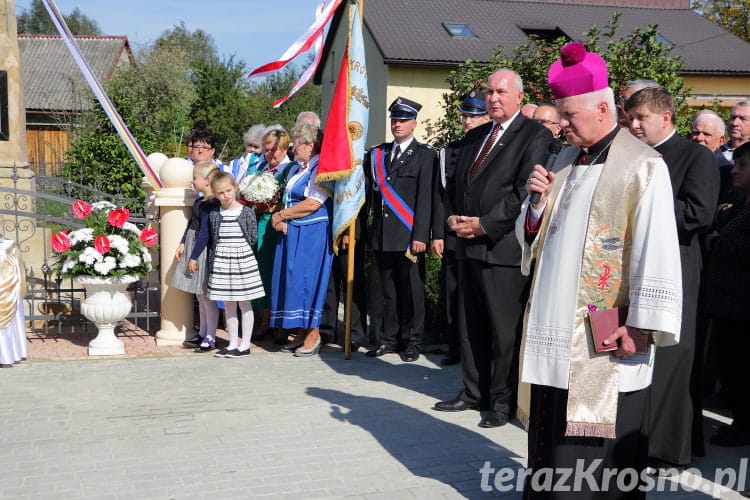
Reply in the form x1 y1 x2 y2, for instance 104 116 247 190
76 276 138 356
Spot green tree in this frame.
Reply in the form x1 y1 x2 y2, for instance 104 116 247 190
154 21 219 67
434 13 692 144
693 0 750 43
16 0 101 35
64 90 159 207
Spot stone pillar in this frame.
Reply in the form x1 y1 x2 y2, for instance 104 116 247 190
154 157 195 346
0 0 27 169
0 0 35 242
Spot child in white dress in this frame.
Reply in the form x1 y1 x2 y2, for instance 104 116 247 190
189 172 264 357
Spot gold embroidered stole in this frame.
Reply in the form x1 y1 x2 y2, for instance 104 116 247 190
518 130 658 438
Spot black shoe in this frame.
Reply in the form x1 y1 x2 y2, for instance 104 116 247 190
478 411 509 428
194 341 215 353
182 335 202 348
280 340 304 353
440 354 461 366
365 344 395 357
224 348 250 358
214 348 230 358
433 398 478 412
400 346 420 362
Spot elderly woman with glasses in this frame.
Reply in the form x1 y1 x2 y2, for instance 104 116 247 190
269 122 333 357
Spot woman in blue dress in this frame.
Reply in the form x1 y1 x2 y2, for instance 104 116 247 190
269 123 334 357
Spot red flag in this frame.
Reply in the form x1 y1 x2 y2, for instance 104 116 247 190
317 43 352 181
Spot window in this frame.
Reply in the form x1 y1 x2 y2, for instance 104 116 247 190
443 23 476 38
520 26 568 42
656 34 674 47
0 71 8 141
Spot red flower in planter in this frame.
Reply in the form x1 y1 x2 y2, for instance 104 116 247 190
94 234 111 254
108 207 130 228
139 225 158 248
72 200 93 219
51 231 71 253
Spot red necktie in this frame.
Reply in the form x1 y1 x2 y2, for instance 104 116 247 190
469 124 501 179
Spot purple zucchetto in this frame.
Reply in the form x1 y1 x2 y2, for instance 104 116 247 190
547 42 609 99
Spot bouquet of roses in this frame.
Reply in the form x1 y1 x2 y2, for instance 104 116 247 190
238 171 283 213
50 200 158 280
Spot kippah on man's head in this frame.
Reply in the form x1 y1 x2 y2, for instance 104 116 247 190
547 42 609 99
389 97 422 120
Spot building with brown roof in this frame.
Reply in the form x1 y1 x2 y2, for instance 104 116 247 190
18 34 135 173
318 0 750 144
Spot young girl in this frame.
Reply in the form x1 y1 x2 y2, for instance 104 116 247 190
173 161 220 352
189 172 265 357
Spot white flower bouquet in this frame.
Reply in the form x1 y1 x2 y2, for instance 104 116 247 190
238 171 283 213
50 200 158 279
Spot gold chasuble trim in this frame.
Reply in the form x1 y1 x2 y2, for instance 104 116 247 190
521 129 660 439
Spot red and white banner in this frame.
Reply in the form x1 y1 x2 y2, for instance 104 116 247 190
247 0 342 96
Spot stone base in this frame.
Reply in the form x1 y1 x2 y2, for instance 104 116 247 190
88 327 125 356
155 329 188 347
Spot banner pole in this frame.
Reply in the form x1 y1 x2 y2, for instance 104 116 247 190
344 221 356 359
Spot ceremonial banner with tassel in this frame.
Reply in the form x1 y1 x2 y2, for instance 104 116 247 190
41 0 162 189
247 0 342 108
316 0 368 255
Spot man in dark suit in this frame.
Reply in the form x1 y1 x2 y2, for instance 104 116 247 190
431 90 491 366
364 97 435 362
434 69 551 427
625 86 719 469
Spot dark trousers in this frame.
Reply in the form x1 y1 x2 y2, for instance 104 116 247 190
375 250 425 350
524 385 649 500
320 246 367 346
441 249 460 357
713 317 750 430
456 259 528 413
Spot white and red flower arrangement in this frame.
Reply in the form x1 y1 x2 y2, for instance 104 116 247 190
51 200 158 279
238 171 283 213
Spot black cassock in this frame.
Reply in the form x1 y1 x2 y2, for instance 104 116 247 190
649 133 719 465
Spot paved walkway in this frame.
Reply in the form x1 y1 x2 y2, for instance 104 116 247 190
2 333 748 499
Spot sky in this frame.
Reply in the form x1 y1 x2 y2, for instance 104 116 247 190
15 0 326 71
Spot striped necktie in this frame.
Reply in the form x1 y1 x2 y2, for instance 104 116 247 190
469 124 501 179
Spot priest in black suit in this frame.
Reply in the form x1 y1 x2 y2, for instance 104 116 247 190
625 86 719 468
434 69 551 428
364 97 435 362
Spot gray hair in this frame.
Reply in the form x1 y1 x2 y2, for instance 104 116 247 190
295 111 321 129
242 124 266 147
578 87 618 121
264 124 286 136
489 68 524 93
291 122 322 152
624 79 660 94
692 110 726 136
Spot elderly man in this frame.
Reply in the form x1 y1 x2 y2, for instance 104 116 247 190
625 86 719 471
519 43 682 497
532 103 562 138
431 89 490 366
434 69 551 428
691 110 727 153
364 97 434 362
720 101 750 162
